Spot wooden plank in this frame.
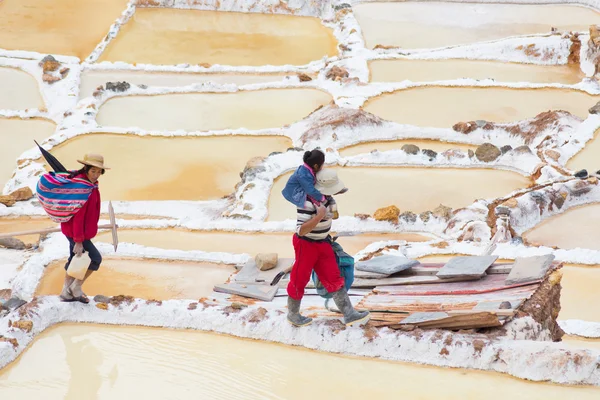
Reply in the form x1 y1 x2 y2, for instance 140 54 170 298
395 264 511 277
447 309 515 317
351 275 479 288
354 269 390 279
394 312 501 329
234 258 294 284
374 274 540 296
213 283 278 302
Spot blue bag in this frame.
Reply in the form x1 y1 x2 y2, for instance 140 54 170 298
311 240 354 299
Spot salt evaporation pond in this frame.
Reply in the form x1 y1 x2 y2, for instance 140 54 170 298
44 133 291 201
369 60 585 84
0 117 56 187
95 229 432 258
0 67 44 110
37 259 234 301
566 129 600 172
354 2 600 49
524 204 600 251
363 87 595 128
0 0 129 59
268 166 530 221
559 265 600 323
80 70 291 99
96 89 332 131
0 324 598 399
0 218 57 246
99 8 338 66
339 139 477 157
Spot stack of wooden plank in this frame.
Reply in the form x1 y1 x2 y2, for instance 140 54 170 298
354 254 557 330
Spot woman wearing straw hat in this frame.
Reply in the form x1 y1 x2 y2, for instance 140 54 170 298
287 169 370 327
58 154 109 304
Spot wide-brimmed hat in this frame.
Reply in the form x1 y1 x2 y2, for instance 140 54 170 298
315 169 345 196
77 153 110 170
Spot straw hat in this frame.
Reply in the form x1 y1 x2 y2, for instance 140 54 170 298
77 153 110 170
315 169 345 196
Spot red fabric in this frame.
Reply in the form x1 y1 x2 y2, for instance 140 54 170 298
60 174 101 242
287 235 344 300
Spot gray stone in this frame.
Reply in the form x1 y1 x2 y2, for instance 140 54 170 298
355 255 419 275
334 3 351 11
213 283 278 302
106 81 130 92
475 143 501 162
401 312 449 324
93 295 111 303
500 145 513 154
436 256 498 279
589 101 600 115
401 144 419 155
475 120 488 127
422 149 437 160
505 254 555 285
574 169 588 179
512 145 533 155
0 238 26 250
495 206 511 217
4 297 27 311
399 211 417 224
468 149 475 158
419 211 432 223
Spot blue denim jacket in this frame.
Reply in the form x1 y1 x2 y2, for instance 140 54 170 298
281 165 324 208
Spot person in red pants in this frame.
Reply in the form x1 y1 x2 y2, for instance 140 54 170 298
287 169 370 327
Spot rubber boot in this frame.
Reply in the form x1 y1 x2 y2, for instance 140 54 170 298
332 288 370 326
59 274 76 301
287 297 313 327
70 269 94 303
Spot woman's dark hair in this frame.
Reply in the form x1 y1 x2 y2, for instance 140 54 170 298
68 165 105 179
303 149 325 168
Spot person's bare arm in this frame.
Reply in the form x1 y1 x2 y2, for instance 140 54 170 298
298 204 327 236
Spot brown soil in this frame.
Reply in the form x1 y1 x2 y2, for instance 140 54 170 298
515 266 564 341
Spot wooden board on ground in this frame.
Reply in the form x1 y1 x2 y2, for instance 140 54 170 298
234 258 294 285
373 274 540 296
401 264 512 276
350 274 479 288
393 312 501 329
354 269 390 279
436 256 498 279
213 283 278 302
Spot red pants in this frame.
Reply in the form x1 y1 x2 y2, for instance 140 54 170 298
287 235 344 300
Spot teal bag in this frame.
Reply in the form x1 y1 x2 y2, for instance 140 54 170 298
311 240 355 299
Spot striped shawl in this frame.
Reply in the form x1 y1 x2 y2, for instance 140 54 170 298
36 172 97 223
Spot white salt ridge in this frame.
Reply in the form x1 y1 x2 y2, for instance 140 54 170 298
560 320 600 338
85 0 137 64
0 249 28 290
344 148 541 176
1 297 600 386
370 35 574 66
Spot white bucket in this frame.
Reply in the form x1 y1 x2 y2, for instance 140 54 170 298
67 253 91 280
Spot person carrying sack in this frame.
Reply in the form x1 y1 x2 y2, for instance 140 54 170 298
286 169 370 327
37 153 109 304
